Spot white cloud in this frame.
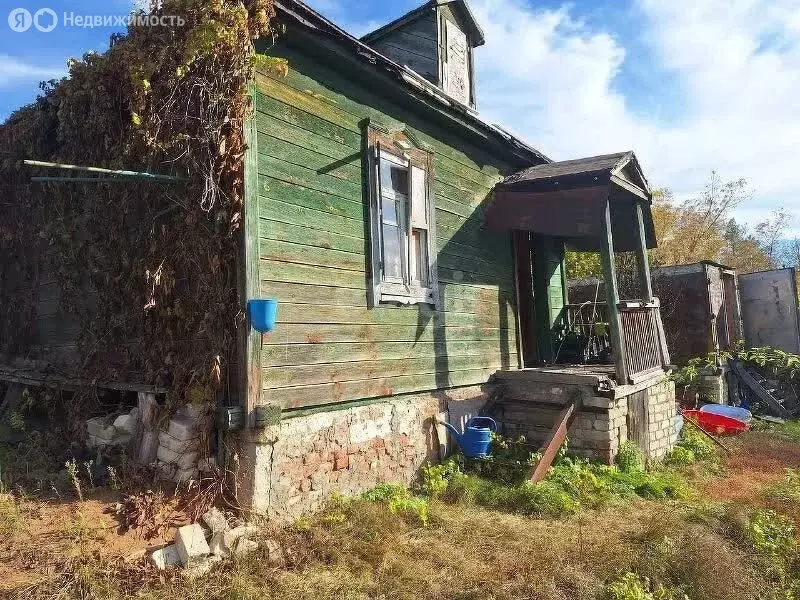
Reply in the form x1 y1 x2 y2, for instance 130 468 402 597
0 55 64 87
468 0 800 229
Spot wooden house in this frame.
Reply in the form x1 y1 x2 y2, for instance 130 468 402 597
1 0 678 520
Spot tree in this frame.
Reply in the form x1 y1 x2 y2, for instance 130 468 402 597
650 173 752 267
565 172 779 283
755 209 794 266
718 218 774 273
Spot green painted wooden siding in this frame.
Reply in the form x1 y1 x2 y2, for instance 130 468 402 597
253 45 521 411
532 236 566 363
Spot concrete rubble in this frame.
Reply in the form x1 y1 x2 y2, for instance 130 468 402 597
150 507 264 574
87 399 212 482
86 406 138 449
155 403 210 483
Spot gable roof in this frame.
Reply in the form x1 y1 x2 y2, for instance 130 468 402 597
486 150 656 252
274 0 546 164
500 152 644 189
361 1 486 47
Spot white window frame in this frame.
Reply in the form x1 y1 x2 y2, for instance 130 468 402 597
366 129 439 308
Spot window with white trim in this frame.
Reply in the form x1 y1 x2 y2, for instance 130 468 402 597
366 127 438 307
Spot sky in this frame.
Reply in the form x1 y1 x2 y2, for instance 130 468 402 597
2 0 800 235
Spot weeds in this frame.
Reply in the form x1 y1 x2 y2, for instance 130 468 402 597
617 441 646 473
420 450 688 520
83 460 94 489
606 572 685 600
764 469 800 505
740 509 799 596
362 483 429 526
0 492 24 537
107 466 120 491
65 459 83 501
666 424 718 465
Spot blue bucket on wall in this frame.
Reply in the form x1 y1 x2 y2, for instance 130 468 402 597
248 298 278 333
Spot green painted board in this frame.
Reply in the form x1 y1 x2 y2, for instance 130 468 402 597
253 43 524 409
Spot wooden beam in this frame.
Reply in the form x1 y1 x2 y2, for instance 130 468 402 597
0 367 169 394
240 87 264 427
528 392 580 483
599 199 627 383
729 359 793 419
634 201 654 302
610 173 648 200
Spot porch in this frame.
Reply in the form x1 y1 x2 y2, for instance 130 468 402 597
481 152 676 462
485 151 671 385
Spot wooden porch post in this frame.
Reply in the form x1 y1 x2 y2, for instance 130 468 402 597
635 199 670 367
634 201 654 302
599 199 628 383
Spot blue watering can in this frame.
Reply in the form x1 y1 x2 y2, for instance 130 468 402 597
439 416 497 458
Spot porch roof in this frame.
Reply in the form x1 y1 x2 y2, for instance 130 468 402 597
485 151 657 252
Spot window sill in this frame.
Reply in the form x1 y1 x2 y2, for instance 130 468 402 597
374 282 438 307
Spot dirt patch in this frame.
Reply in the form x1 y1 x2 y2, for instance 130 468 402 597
700 431 800 517
0 491 181 595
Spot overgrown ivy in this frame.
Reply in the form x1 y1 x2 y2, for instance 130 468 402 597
0 0 275 433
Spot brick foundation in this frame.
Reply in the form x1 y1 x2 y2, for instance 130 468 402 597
235 376 678 521
568 377 677 461
236 385 488 521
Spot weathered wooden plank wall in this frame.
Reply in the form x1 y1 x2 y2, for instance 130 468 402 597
368 14 440 84
253 44 521 411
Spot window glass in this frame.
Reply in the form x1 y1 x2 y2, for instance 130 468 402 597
380 159 408 196
382 223 403 280
379 153 409 282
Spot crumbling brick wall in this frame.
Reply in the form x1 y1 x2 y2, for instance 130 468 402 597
242 385 488 521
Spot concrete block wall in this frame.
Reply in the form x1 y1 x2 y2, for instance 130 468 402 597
240 385 488 522
644 378 678 459
497 377 677 464
568 397 628 464
570 378 677 462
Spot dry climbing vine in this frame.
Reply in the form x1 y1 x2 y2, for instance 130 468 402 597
0 0 275 430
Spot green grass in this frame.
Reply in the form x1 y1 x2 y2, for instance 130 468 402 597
767 420 800 443
764 469 800 506
420 451 689 520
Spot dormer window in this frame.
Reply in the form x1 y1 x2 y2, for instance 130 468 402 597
361 0 485 109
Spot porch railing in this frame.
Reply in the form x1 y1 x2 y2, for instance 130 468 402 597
558 301 670 382
618 302 669 380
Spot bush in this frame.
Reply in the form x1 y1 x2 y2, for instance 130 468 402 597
419 459 462 498
617 441 646 473
362 483 429 526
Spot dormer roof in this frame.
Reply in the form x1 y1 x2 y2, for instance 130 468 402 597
361 0 486 47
